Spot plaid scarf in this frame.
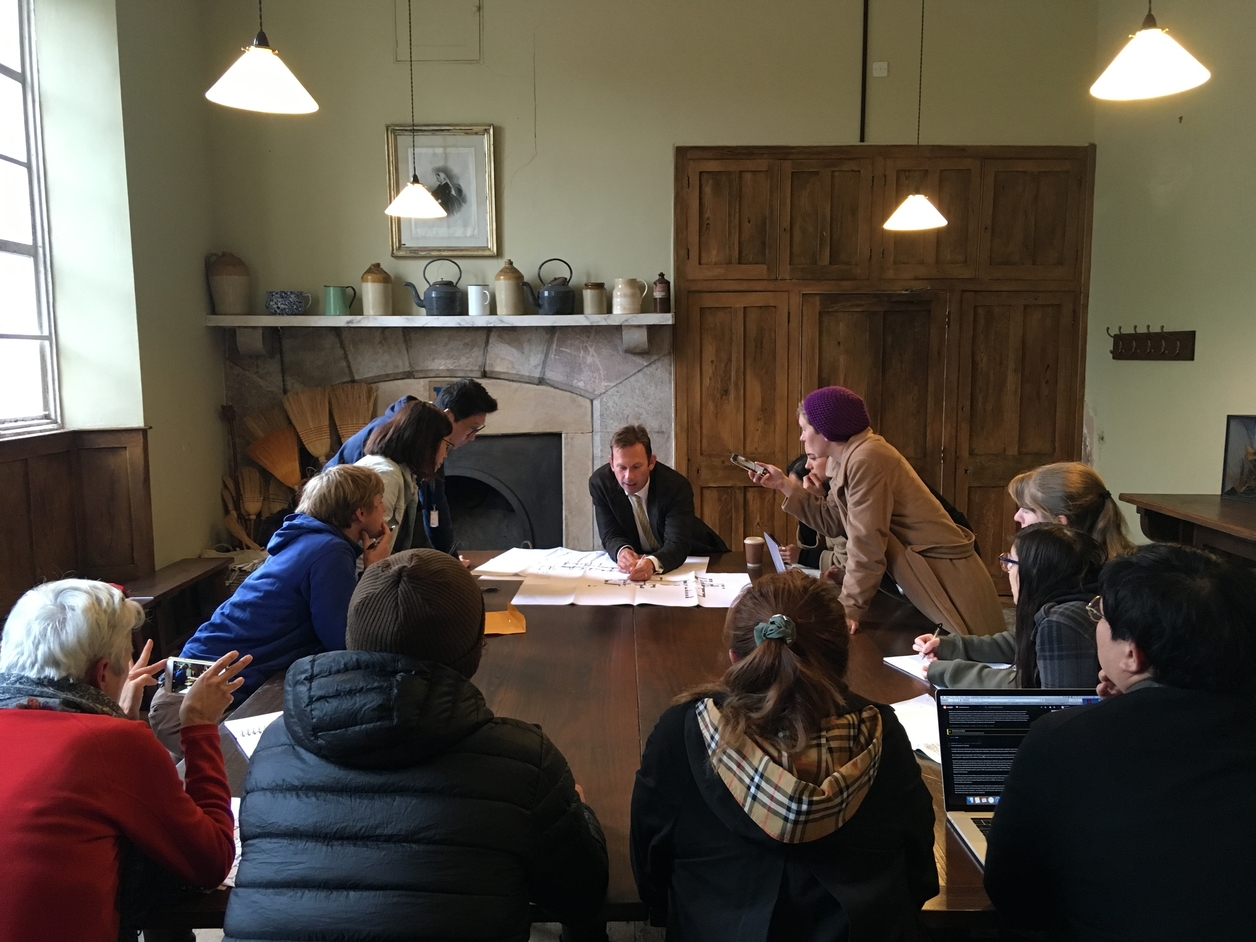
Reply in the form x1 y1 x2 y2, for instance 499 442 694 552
697 698 882 844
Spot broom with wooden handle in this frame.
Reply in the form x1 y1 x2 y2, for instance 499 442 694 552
224 512 263 551
246 425 302 488
242 404 292 443
238 466 265 539
329 383 378 443
261 474 292 518
283 387 333 467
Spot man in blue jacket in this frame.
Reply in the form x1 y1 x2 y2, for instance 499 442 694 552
148 464 390 758
325 378 498 556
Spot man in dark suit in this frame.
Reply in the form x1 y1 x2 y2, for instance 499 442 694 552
984 543 1256 942
589 425 728 581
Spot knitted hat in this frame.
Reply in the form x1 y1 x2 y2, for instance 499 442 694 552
346 549 485 678
802 386 871 442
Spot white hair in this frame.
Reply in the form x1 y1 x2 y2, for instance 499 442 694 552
0 580 142 681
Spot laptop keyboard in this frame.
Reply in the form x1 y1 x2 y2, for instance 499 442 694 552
973 816 994 836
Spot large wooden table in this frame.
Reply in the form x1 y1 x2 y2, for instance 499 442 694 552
148 552 993 931
1120 493 1256 564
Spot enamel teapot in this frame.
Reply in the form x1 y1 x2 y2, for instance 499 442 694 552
405 258 463 316
534 258 575 316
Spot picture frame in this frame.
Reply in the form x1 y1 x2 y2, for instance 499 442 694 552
1221 414 1256 502
386 124 497 257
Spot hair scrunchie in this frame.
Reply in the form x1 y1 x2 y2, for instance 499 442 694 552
753 614 797 646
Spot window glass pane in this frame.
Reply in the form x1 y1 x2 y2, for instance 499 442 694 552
0 156 30 243
0 337 48 421
0 251 37 333
0 74 24 161
0 0 19 74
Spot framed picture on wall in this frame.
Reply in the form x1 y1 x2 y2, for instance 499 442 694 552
386 124 497 257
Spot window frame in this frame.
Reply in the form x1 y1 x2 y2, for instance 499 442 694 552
1 0 60 437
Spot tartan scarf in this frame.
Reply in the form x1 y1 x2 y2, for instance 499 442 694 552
697 697 882 844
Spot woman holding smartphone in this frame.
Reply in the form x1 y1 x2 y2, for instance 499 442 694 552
749 385 1004 636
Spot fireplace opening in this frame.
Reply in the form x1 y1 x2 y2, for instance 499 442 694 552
442 433 563 550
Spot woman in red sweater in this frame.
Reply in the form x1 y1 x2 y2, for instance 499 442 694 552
0 579 250 942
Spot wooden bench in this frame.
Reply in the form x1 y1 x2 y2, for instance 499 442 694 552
126 557 231 658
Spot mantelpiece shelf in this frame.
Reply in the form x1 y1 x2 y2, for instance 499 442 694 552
204 314 673 328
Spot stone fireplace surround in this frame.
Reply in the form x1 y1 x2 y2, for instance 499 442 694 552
223 325 674 550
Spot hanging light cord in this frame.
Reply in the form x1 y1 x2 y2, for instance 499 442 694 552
916 0 924 146
258 0 263 33
407 0 418 182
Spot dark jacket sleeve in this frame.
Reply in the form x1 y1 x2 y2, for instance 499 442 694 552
877 706 940 906
630 702 690 925
983 718 1058 930
527 730 609 925
591 473 637 562
651 475 695 574
418 469 456 555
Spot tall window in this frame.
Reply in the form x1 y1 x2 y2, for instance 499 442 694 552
1 0 57 435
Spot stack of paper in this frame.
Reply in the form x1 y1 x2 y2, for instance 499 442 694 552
512 570 751 608
889 693 942 764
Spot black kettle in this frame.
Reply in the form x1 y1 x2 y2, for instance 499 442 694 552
405 258 463 316
534 258 575 316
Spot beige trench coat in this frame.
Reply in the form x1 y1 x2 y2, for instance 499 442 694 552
782 429 1004 636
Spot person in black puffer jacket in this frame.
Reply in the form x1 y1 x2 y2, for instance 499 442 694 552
223 550 609 942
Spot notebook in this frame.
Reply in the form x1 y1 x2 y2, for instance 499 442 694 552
937 688 1100 866
763 531 821 578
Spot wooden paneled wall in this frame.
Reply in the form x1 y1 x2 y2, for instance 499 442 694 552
674 145 1095 592
0 429 154 620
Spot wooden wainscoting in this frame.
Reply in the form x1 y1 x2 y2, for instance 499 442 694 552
0 428 154 619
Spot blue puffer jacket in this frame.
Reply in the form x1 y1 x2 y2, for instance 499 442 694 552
223 651 610 942
179 514 361 700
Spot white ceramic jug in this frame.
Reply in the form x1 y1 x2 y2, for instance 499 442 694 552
612 277 648 314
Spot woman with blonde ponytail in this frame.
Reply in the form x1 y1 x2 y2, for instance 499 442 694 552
1008 462 1136 559
631 570 937 942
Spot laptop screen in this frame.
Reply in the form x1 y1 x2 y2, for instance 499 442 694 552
763 531 787 573
937 689 1100 812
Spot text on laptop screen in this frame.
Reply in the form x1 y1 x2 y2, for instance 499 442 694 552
938 692 1100 810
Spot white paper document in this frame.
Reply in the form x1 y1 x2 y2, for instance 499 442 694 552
890 693 942 764
476 547 710 582
511 575 578 606
223 797 243 888
511 569 749 608
883 654 931 679
695 572 753 608
472 547 558 576
223 710 283 758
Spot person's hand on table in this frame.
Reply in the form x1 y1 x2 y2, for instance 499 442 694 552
913 633 941 662
458 554 471 568
1096 669 1122 698
617 546 640 573
628 557 656 582
780 543 799 565
362 526 392 568
821 565 845 586
179 651 252 728
117 639 165 720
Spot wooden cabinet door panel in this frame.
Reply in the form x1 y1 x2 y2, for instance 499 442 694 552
979 159 1084 280
686 292 793 546
801 294 948 490
956 292 1079 590
781 159 874 280
684 160 779 280
876 158 981 279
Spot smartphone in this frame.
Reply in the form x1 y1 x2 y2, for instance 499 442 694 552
163 656 217 695
730 453 767 475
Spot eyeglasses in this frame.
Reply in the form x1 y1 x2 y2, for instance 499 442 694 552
442 438 455 450
469 424 486 435
1086 595 1104 623
998 555 1019 573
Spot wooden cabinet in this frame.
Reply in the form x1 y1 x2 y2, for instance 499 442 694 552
683 160 778 280
979 159 1085 281
675 146 1094 581
801 294 949 490
683 291 794 545
955 292 1080 589
780 159 874 280
875 157 982 279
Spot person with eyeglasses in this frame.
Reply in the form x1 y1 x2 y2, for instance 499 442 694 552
354 400 456 558
983 543 1256 941
912 523 1105 688
330 378 499 558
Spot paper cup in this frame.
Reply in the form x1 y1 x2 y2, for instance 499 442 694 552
744 536 765 567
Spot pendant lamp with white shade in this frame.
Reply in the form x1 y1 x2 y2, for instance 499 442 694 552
385 0 447 219
883 0 946 232
1091 3 1210 101
205 2 318 114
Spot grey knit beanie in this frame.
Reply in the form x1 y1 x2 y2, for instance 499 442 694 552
346 549 485 678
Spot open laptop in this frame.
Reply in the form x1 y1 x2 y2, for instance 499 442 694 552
937 688 1100 866
763 531 821 578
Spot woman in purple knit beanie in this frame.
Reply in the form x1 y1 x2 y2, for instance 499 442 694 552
746 386 1004 638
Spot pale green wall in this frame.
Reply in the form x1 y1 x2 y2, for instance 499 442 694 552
32 0 143 428
201 0 1097 306
115 0 225 565
1088 1 1249 532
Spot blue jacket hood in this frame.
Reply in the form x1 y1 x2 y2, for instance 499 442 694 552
266 512 360 555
